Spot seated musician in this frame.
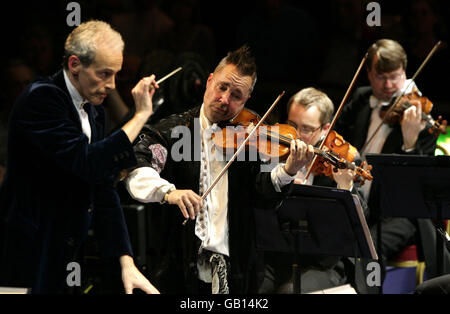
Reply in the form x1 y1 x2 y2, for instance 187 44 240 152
335 39 449 289
258 87 369 294
124 45 315 294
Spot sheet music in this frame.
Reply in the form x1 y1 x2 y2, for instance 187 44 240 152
352 194 378 260
0 287 30 294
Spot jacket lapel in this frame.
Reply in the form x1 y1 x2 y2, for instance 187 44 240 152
52 69 70 96
52 69 105 143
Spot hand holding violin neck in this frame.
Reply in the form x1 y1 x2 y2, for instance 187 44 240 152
284 140 314 176
313 148 345 169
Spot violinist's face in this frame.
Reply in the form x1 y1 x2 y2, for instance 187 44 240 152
203 64 253 123
287 104 330 146
367 55 406 102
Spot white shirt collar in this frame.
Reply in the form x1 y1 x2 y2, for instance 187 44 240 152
200 104 218 131
63 70 88 110
369 95 386 109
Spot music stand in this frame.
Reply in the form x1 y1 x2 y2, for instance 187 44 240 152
254 184 377 294
365 153 450 278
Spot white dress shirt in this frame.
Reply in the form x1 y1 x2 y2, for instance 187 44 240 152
197 105 229 256
63 70 91 143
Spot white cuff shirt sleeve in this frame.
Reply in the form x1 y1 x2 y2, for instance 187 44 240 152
125 167 176 203
270 163 296 192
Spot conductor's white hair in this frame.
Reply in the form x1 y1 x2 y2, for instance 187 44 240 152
63 20 124 68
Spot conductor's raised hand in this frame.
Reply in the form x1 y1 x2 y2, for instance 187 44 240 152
132 74 159 117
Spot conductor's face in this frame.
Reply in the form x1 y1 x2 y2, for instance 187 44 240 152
68 44 123 105
203 64 253 123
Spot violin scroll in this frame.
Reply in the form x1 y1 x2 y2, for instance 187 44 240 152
428 115 447 137
311 131 373 185
354 160 373 185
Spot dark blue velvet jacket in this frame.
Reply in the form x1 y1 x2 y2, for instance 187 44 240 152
0 70 136 293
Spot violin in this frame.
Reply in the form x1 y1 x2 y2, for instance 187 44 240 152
211 108 373 184
213 108 294 161
361 42 445 154
310 130 373 184
379 91 447 137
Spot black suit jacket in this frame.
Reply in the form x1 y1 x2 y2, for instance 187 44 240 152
0 70 136 293
132 106 289 293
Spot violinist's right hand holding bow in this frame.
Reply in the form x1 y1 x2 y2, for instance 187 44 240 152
166 189 203 221
283 139 315 176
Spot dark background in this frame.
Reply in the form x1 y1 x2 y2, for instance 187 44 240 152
1 0 449 294
1 0 449 124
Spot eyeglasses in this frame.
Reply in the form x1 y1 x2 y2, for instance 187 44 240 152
298 125 322 135
373 72 405 83
288 122 322 135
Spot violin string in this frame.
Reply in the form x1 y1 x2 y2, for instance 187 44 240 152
260 129 364 172
235 110 371 179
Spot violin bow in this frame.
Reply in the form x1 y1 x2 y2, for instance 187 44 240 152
304 52 368 181
360 41 442 155
182 91 285 225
